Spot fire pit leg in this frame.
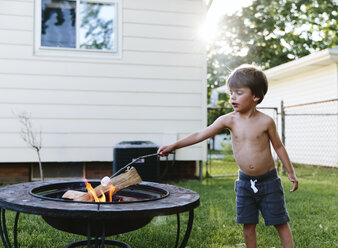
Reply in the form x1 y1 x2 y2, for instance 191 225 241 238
0 208 12 248
0 209 7 248
94 236 99 248
13 212 20 248
64 221 130 248
176 210 194 248
89 220 105 248
100 221 105 248
0 209 20 248
175 214 180 248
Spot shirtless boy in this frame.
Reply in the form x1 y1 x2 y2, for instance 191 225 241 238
158 65 298 248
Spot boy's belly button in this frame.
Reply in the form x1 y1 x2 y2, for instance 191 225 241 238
249 164 254 169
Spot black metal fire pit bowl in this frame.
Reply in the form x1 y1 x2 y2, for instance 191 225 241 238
0 180 200 248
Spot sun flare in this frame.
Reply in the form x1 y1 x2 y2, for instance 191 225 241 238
199 0 252 43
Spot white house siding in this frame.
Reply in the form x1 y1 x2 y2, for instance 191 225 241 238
0 0 207 163
262 60 338 167
263 64 337 107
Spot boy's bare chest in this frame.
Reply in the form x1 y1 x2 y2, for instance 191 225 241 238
230 122 268 142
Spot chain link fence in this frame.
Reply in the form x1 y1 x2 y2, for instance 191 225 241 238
206 99 338 178
282 99 338 167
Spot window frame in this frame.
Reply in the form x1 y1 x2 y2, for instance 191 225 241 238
34 0 122 58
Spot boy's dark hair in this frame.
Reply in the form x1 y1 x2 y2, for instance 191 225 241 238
227 64 268 104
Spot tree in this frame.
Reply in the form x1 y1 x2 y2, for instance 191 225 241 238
17 112 44 181
208 0 337 93
80 3 114 50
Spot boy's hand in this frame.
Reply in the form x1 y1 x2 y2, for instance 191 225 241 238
288 174 298 192
157 145 174 157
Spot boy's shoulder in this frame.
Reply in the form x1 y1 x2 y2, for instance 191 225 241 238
216 112 240 128
220 111 237 121
256 110 275 125
257 110 273 119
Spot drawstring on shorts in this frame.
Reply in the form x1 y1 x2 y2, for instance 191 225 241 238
250 179 258 193
238 169 278 194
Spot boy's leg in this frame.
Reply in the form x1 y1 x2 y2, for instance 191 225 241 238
243 223 257 248
274 223 294 248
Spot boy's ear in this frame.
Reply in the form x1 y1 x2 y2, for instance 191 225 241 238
253 95 260 103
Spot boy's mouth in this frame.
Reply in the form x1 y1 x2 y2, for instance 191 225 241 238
232 103 239 108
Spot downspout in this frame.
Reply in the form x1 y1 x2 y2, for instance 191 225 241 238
207 0 214 10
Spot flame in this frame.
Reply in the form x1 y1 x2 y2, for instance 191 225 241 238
108 184 115 202
83 178 116 202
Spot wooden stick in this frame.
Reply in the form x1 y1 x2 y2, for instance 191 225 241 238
62 167 142 201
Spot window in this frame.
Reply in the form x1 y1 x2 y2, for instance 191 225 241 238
35 0 121 57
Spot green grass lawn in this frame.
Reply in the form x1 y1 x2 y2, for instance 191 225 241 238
1 161 337 247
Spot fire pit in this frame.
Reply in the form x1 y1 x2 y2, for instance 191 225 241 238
0 180 200 248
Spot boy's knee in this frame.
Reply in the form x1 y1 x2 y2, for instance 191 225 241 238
274 222 290 231
243 223 256 233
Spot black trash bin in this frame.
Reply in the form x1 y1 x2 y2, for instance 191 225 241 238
113 141 160 182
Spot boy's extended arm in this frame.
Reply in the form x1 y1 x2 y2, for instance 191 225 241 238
268 118 298 192
158 115 229 156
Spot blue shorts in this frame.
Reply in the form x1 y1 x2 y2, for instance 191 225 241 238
235 168 290 226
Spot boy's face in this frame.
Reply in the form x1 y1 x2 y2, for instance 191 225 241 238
229 86 260 112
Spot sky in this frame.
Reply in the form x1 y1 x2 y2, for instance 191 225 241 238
201 0 253 43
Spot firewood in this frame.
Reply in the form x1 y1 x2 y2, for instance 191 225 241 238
62 167 142 201
62 190 86 199
117 195 141 202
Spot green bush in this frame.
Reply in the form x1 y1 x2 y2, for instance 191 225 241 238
220 141 233 156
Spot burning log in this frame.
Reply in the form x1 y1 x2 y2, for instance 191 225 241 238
62 167 142 202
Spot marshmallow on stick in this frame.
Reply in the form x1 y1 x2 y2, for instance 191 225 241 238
101 176 111 187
